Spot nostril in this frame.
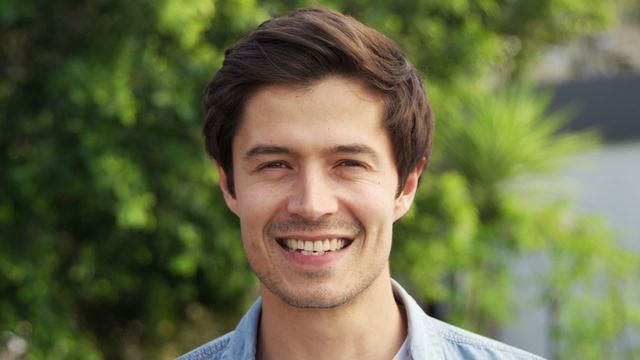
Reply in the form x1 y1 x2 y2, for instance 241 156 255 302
285 171 339 219
286 193 338 220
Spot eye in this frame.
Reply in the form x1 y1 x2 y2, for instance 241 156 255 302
336 159 367 168
257 161 290 170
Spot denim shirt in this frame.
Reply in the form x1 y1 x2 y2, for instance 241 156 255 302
178 280 545 360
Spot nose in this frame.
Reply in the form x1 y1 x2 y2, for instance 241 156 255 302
286 168 338 220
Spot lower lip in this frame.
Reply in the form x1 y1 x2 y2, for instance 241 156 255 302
281 246 350 267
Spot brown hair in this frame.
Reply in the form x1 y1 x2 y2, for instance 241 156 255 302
203 7 434 196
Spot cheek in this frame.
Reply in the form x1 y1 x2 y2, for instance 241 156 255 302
344 184 397 223
236 186 285 229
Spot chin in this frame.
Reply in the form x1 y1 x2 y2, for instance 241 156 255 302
278 288 352 309
263 274 374 309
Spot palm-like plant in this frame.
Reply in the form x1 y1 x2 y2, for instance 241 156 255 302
393 83 637 358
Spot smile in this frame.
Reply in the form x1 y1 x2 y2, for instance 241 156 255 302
277 238 352 256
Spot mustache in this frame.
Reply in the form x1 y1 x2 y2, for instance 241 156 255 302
266 219 363 235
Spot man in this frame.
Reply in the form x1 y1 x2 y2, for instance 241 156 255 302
180 7 543 360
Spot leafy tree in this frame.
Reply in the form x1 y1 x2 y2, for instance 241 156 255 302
1 0 260 357
393 82 640 358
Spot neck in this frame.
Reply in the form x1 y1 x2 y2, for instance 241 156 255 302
257 268 407 360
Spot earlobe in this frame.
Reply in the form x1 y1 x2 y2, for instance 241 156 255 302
216 163 239 216
393 158 426 221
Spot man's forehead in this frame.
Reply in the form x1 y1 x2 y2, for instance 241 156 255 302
231 76 392 163
243 77 382 112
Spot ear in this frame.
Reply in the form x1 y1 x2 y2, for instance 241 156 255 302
217 163 239 216
393 158 426 221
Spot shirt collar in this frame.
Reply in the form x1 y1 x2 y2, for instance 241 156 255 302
224 279 443 359
221 298 261 360
391 279 444 359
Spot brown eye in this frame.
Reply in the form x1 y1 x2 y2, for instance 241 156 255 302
258 161 290 170
337 160 366 168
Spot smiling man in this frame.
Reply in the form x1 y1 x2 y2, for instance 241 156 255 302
180 7 543 360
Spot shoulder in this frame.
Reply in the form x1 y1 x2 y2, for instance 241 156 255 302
425 315 545 359
176 331 233 360
391 279 545 360
176 298 262 360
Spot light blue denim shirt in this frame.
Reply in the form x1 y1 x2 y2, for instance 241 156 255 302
178 280 545 359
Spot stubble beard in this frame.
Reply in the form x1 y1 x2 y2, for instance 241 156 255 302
248 218 387 309
257 258 387 309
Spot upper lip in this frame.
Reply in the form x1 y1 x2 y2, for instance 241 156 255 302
273 234 355 241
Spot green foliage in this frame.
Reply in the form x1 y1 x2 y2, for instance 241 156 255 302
535 205 638 359
394 81 640 357
1 0 634 358
1 0 258 357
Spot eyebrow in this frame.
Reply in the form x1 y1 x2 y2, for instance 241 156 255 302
244 145 291 160
323 144 380 162
243 143 380 162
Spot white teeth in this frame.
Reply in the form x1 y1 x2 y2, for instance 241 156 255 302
283 238 349 254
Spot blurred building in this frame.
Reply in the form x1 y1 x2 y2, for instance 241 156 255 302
536 24 640 84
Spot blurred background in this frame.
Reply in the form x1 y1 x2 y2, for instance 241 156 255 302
1 0 639 358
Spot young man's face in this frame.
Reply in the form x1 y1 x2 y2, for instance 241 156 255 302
219 76 421 308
